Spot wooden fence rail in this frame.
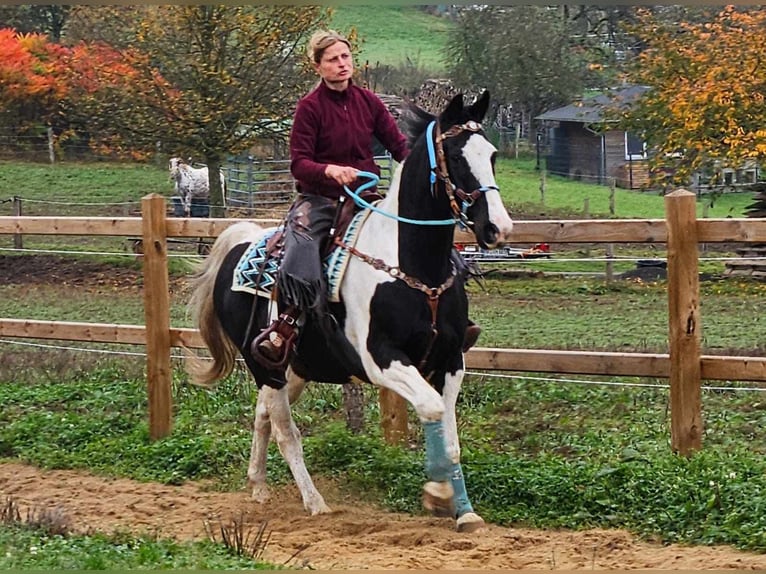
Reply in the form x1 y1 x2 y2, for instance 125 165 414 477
1 192 765 454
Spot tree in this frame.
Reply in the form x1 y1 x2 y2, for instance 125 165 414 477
0 27 160 159
63 6 329 216
619 6 766 187
0 28 69 142
445 5 599 140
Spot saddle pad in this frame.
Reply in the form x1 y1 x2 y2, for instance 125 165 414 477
326 207 372 303
231 207 373 301
232 227 282 297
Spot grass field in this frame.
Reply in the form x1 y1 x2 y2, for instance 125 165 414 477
327 6 453 71
2 157 766 563
1 157 754 220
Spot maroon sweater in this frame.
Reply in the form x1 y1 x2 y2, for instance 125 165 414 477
290 80 409 199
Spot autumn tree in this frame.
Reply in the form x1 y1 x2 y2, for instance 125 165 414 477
619 6 766 187
62 5 329 216
0 28 68 141
0 27 160 160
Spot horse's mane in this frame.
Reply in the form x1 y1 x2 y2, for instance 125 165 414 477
399 102 437 150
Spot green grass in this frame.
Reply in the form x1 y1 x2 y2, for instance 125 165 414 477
328 6 453 71
496 158 755 219
0 160 169 216
467 277 766 355
2 158 766 559
0 526 273 570
0 281 192 326
5 365 766 552
2 156 755 222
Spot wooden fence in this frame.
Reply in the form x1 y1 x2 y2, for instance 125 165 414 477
1 191 766 455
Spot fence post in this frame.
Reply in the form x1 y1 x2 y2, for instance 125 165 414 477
12 196 22 249
141 194 173 440
665 189 703 455
47 127 55 164
380 388 408 445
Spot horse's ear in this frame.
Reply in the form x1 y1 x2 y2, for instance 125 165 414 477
441 93 465 124
467 90 490 123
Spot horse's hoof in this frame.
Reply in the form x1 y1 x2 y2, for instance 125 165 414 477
456 512 486 533
250 483 270 504
306 500 332 515
422 481 455 517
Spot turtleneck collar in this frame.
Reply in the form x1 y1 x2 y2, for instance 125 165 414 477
319 77 354 100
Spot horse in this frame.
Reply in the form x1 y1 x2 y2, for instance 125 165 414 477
186 90 514 533
168 157 227 217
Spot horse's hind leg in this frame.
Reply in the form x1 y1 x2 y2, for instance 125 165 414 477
250 369 329 515
248 384 273 503
247 366 308 504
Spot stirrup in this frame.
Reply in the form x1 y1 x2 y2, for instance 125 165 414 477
251 313 298 369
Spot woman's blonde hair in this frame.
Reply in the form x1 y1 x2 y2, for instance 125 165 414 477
307 29 351 64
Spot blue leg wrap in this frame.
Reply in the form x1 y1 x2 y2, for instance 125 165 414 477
451 463 474 518
424 421 451 482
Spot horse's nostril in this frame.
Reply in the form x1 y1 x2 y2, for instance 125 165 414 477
484 223 499 247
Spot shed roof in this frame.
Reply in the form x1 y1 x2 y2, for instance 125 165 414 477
536 85 649 124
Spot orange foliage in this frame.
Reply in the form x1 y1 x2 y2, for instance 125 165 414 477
0 26 173 158
621 6 766 186
0 28 67 105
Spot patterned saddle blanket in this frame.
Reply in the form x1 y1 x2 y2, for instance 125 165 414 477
232 207 372 303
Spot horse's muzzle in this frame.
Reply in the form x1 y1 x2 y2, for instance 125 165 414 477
477 223 500 249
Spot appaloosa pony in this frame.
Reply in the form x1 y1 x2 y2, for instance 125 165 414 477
187 91 514 532
168 157 226 217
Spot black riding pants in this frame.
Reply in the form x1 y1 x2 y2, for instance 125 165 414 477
277 194 337 314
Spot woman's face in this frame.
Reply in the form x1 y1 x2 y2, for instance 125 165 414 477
315 40 353 85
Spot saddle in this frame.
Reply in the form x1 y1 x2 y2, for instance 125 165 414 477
236 191 381 368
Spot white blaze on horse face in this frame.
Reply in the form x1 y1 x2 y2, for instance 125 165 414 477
462 134 514 245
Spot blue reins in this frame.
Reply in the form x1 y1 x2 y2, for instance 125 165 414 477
343 170 458 226
342 120 497 227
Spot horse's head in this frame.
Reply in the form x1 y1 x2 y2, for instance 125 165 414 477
168 157 184 182
408 91 513 249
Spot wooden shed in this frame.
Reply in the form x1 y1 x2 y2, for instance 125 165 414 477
536 86 650 189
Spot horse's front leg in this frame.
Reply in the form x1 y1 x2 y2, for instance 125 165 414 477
441 367 486 533
363 358 455 517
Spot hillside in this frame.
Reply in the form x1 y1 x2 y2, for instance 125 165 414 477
327 6 453 71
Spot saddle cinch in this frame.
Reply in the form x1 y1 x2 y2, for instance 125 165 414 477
231 192 380 368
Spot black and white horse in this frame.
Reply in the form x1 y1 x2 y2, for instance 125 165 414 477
187 91 514 532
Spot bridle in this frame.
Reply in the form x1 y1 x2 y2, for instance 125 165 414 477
343 120 500 228
426 119 500 230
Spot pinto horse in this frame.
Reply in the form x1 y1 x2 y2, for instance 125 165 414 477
186 91 514 532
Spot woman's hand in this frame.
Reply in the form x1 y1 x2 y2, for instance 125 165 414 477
325 164 359 186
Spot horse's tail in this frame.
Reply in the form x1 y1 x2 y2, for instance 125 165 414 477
185 221 264 387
